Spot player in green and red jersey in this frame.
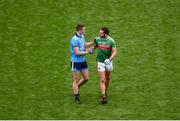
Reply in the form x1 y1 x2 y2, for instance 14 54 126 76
93 27 117 104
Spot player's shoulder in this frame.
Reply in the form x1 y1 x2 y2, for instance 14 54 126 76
107 36 115 43
82 35 85 38
95 36 100 39
95 36 101 42
71 35 79 41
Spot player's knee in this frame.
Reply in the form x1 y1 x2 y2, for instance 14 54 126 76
83 76 89 81
73 76 79 82
73 80 78 84
100 79 105 83
84 77 89 81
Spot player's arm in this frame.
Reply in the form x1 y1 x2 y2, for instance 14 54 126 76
74 47 93 55
85 40 94 47
109 47 117 61
104 47 117 64
85 39 98 51
86 35 100 48
109 40 117 60
93 43 98 49
72 37 93 55
74 47 88 55
104 41 117 64
91 39 98 50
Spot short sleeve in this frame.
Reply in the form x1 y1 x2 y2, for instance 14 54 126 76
71 38 78 47
112 40 116 48
94 37 99 46
94 39 97 46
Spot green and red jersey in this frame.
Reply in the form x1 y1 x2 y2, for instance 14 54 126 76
94 35 116 63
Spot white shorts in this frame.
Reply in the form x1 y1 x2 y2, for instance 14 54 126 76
97 61 113 72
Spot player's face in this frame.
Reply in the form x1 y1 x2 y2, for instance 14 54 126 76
79 27 86 35
99 30 106 38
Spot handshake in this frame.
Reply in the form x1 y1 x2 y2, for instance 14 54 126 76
86 48 94 54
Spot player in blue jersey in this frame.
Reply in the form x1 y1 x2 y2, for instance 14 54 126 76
70 23 94 104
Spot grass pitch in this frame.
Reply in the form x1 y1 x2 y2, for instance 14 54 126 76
0 0 180 119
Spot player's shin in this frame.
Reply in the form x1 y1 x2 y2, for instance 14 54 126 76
78 78 88 88
100 80 108 104
100 79 106 96
73 80 81 104
73 80 79 95
105 79 110 95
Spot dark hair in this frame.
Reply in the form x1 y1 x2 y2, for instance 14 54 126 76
76 23 85 31
101 27 109 35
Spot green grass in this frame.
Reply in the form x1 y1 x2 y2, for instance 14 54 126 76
0 0 180 119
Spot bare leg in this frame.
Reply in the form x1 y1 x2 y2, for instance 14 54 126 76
98 71 106 96
78 70 89 87
72 72 80 95
105 71 111 94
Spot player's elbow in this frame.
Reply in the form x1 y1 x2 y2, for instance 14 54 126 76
75 51 80 55
75 51 85 56
74 50 80 55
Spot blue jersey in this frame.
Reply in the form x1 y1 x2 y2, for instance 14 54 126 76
70 34 86 62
